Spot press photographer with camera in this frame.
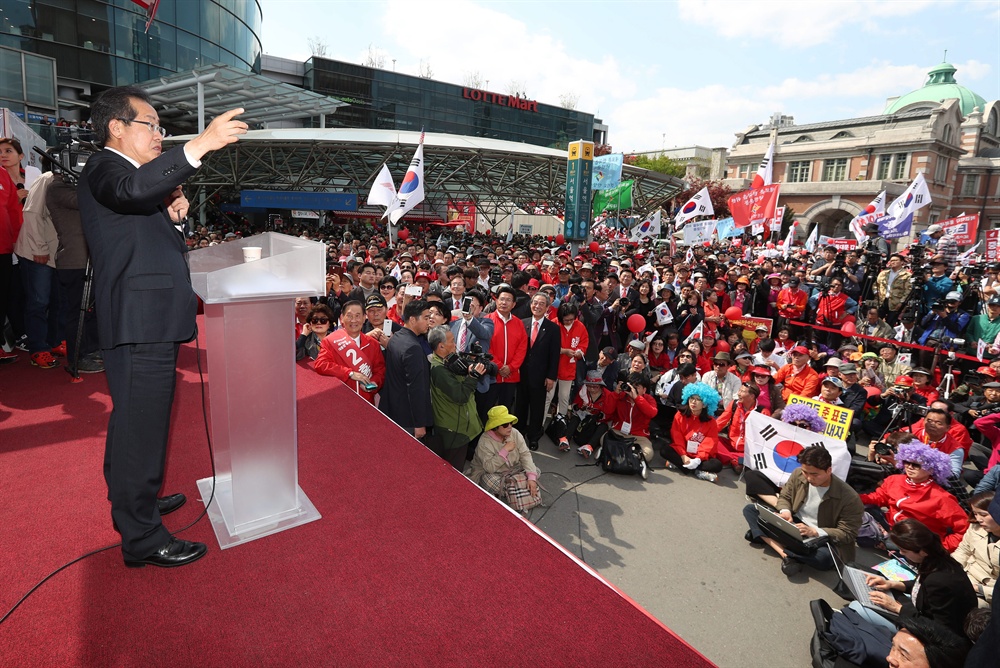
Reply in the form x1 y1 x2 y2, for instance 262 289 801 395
808 277 858 348
427 325 485 470
601 371 658 478
875 253 913 326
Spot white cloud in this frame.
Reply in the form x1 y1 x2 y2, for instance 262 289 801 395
677 0 940 47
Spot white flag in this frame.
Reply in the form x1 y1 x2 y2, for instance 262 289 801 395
743 412 851 487
848 191 886 241
506 216 514 244
884 173 931 232
781 225 796 255
751 142 774 189
682 321 703 346
389 132 426 225
804 225 819 253
632 210 661 240
674 187 714 227
958 241 982 265
367 163 398 209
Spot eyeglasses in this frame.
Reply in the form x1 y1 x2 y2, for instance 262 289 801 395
309 317 329 325
714 362 729 367
902 461 922 469
380 284 395 291
117 118 166 137
499 422 513 428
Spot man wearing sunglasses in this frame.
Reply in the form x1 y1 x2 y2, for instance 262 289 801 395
79 85 247 569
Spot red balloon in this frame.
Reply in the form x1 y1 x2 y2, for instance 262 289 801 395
397 228 409 241
626 314 645 333
485 229 492 236
589 241 600 253
841 321 856 335
546 235 554 242
556 233 565 245
715 340 731 353
725 306 743 321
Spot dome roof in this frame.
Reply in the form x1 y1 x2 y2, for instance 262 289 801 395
884 62 987 117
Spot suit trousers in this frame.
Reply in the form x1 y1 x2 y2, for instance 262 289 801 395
103 341 179 559
516 378 549 444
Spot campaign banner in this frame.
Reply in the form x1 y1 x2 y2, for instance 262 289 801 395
446 201 477 234
744 412 851 487
986 229 1000 262
818 235 858 252
786 394 856 442
729 184 780 229
592 153 623 191
938 213 979 246
681 218 717 245
764 205 785 233
714 217 742 239
877 213 910 241
729 316 773 338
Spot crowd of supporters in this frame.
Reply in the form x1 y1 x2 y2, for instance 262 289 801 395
4 199 1000 664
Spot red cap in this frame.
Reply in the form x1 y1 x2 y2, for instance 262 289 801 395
976 366 997 378
527 278 540 288
415 271 431 280
893 375 914 387
751 365 771 376
790 345 809 356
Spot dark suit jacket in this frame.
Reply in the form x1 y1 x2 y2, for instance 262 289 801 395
380 327 433 429
520 317 559 385
78 147 198 348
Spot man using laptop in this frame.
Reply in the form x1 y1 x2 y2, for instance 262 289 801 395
742 446 864 576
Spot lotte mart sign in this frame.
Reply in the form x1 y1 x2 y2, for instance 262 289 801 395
564 140 594 242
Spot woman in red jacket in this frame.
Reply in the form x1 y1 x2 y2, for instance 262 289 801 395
664 382 724 483
554 301 588 419
716 381 770 473
860 439 969 552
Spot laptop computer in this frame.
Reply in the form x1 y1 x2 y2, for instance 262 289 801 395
842 565 900 617
755 504 820 546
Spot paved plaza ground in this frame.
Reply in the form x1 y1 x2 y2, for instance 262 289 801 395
521 436 885 668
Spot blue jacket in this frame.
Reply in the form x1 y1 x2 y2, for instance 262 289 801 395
918 310 970 346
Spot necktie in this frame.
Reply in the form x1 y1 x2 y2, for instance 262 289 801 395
458 321 468 350
531 320 539 346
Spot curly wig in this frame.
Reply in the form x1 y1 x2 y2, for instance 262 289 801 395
681 382 721 416
780 403 827 434
895 440 953 487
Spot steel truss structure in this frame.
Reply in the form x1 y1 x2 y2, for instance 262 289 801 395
166 129 687 226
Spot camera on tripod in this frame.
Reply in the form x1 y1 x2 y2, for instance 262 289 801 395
444 342 499 380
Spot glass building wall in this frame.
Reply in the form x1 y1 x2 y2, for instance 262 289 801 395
305 57 597 149
0 0 262 88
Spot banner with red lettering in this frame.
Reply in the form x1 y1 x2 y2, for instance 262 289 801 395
818 235 858 252
986 229 1000 262
728 184 780 229
939 213 979 246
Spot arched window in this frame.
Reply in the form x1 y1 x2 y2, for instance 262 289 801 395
792 135 813 143
942 124 953 143
986 109 998 138
831 131 854 139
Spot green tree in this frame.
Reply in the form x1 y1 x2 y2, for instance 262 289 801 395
625 153 685 178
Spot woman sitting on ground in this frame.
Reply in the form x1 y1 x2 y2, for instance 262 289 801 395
742 403 827 508
855 518 978 639
716 381 770 473
951 491 1000 608
296 303 335 361
750 364 785 414
859 439 969 552
663 382 724 483
469 405 539 505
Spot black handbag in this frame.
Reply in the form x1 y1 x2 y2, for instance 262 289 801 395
597 432 644 476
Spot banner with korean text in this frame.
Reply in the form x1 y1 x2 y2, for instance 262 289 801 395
744 412 851 487
986 229 1000 262
786 393 856 442
938 213 979 246
728 184 780 228
681 218 717 245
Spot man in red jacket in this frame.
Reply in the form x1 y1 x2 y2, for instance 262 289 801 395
484 285 527 414
314 300 386 404
0 166 23 364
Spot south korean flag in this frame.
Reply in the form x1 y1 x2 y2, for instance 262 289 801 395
744 412 851 486
674 187 715 227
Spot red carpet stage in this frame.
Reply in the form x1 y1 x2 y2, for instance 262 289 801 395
0 338 714 667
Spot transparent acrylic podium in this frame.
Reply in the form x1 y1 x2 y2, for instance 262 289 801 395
189 232 325 549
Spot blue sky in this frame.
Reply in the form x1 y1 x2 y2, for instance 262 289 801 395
258 0 999 152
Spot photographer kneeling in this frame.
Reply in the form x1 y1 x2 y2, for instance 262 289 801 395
742 446 863 576
600 372 658 479
428 325 485 470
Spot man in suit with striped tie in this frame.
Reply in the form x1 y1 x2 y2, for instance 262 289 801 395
516 292 560 450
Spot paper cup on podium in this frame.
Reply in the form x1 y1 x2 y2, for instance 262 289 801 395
242 246 262 263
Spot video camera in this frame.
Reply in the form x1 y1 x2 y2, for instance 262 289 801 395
444 342 499 380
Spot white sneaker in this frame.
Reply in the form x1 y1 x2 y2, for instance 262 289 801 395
578 444 593 458
640 459 649 480
695 471 718 483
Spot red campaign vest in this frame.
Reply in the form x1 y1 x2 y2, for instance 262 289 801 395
329 329 375 379
817 292 848 325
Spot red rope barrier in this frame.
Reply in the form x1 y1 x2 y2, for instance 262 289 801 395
788 320 984 364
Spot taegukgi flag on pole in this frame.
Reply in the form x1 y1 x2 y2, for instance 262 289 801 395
632 210 661 240
848 191 886 241
655 301 674 326
683 321 703 346
804 224 819 253
389 130 426 225
751 142 774 189
880 173 931 240
743 412 851 487
674 187 715 227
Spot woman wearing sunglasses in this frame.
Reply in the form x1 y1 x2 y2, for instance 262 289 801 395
469 405 540 509
296 304 334 361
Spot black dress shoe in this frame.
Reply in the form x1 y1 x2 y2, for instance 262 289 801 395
157 493 186 515
124 537 208 568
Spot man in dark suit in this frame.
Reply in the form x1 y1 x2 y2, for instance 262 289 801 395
78 85 246 568
516 292 559 450
380 299 434 439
